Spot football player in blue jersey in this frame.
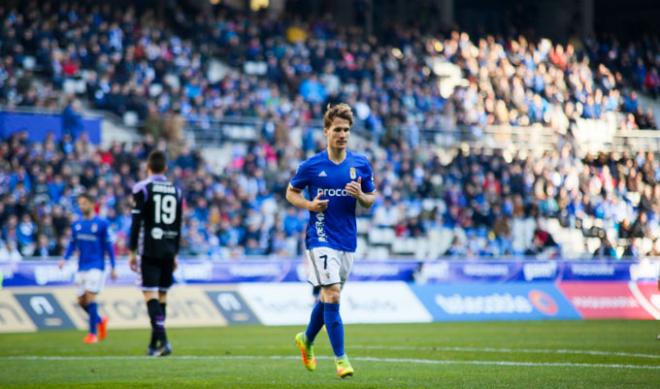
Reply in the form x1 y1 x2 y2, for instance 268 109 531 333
59 193 117 344
287 103 377 378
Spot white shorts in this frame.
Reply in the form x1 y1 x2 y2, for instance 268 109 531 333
74 269 106 296
306 247 354 287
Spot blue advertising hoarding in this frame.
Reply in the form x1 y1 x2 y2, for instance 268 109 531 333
0 259 421 287
0 259 657 288
0 111 102 144
417 260 658 283
410 283 581 321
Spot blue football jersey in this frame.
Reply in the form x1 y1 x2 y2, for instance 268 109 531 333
64 216 116 271
290 150 376 252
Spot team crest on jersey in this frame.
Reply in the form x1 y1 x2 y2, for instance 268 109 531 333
75 224 81 231
151 227 164 240
91 224 97 233
349 167 357 180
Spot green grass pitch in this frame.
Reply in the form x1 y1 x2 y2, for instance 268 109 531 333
1 321 658 388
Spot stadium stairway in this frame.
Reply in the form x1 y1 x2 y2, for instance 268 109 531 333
93 110 140 148
638 93 660 128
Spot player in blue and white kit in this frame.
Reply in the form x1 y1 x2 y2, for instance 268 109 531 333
59 193 117 344
287 103 377 378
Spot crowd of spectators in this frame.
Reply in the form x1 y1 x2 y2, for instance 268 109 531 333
0 130 309 261
1 129 660 262
0 1 658 152
586 34 660 100
2 2 660 262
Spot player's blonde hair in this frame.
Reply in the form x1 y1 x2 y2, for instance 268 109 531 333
323 103 354 129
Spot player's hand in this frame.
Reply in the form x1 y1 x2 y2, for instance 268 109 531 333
173 256 179 272
344 176 364 199
308 192 329 212
129 252 139 273
58 259 66 270
110 268 118 281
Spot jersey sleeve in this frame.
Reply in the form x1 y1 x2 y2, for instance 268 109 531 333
361 160 376 193
128 186 146 252
63 224 77 260
289 160 310 190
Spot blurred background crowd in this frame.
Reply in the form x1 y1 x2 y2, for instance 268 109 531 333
2 129 659 261
1 0 659 261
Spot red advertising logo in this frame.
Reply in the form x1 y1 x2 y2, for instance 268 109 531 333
629 282 660 320
528 290 558 316
557 282 655 319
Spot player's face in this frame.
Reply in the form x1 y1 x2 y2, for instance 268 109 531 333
324 117 351 151
78 197 93 215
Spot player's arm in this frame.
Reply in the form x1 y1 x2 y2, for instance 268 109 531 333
175 190 184 254
58 226 76 269
102 222 117 280
286 185 329 212
174 190 184 272
345 177 376 208
356 188 377 208
128 188 145 272
286 161 329 212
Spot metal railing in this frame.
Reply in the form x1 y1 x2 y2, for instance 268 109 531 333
185 116 660 154
186 116 268 144
4 107 659 154
611 130 660 153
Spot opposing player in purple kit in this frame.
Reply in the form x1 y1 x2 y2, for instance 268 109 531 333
128 150 183 357
286 103 377 378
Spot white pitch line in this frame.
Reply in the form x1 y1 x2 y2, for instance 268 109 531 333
2 355 659 370
212 344 660 360
350 345 660 360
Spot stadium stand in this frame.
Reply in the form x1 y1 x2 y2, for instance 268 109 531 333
1 1 659 261
2 129 659 261
1 1 658 136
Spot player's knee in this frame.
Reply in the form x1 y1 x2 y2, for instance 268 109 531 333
143 291 158 302
85 292 96 303
322 287 341 303
325 293 340 303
